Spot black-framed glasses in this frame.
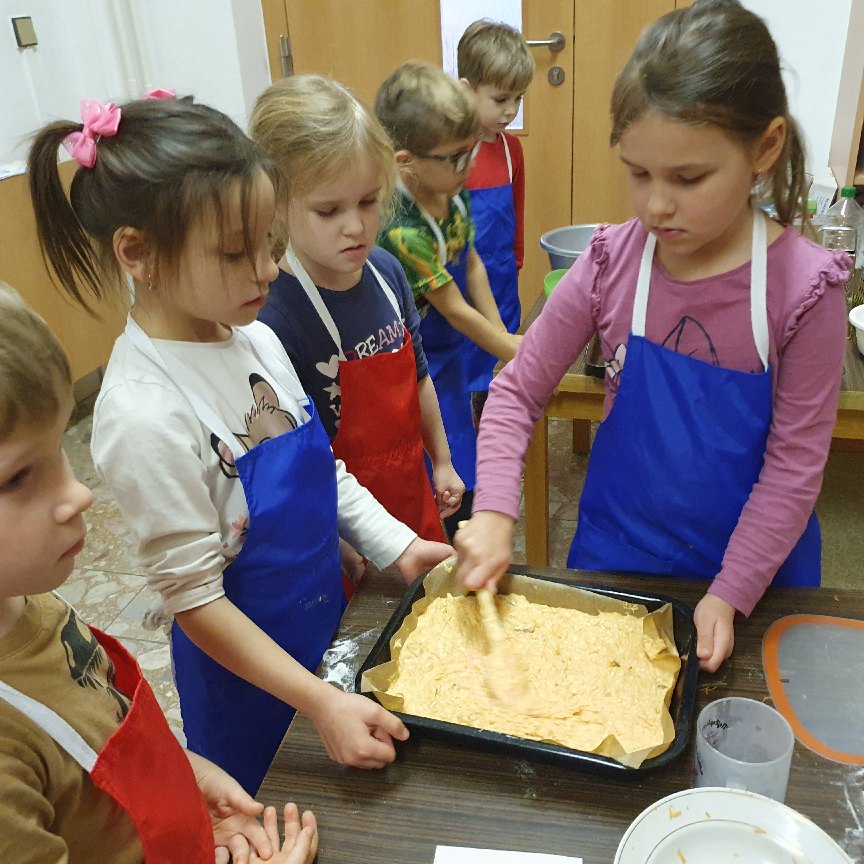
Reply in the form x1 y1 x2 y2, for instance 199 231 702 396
412 141 478 173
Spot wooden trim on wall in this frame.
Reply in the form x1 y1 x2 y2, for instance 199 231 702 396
0 165 125 381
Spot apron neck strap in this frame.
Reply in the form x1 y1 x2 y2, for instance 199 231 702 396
632 202 769 371
124 315 300 458
397 178 466 264
500 134 513 184
0 680 98 771
282 246 401 360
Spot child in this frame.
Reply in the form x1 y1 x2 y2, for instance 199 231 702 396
27 95 453 795
0 284 317 863
458 19 535 422
250 75 463 554
375 61 522 535
454 0 850 673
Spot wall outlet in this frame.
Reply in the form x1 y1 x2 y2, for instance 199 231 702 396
11 16 38 48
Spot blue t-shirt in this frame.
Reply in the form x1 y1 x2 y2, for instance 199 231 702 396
259 246 428 441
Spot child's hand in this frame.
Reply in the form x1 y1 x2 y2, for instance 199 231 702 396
432 461 466 518
393 538 455 585
309 687 409 768
246 804 318 864
453 511 514 591
693 593 736 672
339 538 366 587
186 751 278 863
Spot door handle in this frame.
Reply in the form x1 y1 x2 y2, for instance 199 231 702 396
279 34 294 77
526 31 565 53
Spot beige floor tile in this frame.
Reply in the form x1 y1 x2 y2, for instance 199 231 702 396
56 568 148 631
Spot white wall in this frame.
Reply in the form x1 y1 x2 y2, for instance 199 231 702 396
742 0 853 190
0 0 270 168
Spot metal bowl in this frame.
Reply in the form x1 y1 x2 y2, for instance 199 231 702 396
539 224 599 270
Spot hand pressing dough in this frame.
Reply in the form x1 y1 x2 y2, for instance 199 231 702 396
390 592 676 754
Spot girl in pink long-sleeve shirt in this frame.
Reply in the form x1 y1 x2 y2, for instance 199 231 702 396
455 0 850 673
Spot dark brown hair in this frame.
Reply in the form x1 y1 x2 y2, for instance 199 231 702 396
28 98 278 311
610 0 807 225
0 282 72 440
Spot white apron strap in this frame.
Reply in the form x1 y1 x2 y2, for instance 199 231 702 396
750 206 770 371
281 247 401 360
124 315 306 460
397 178 466 264
632 203 769 372
0 680 97 772
501 133 513 184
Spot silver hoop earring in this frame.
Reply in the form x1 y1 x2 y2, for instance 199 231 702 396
146 275 155 292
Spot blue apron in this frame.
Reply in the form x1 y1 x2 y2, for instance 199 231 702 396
568 208 820 586
465 134 520 392
402 183 478 491
125 320 344 794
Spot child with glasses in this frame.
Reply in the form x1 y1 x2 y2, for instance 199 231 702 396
376 61 522 537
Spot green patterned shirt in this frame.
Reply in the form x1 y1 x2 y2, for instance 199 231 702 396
377 189 474 309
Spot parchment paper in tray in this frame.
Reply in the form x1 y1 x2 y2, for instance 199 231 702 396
361 560 680 769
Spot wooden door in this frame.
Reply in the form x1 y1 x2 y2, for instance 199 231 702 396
571 1 676 225
261 0 574 318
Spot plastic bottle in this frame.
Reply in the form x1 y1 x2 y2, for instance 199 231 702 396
819 187 864 317
820 186 863 265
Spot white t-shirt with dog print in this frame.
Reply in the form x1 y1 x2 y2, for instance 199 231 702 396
92 318 416 623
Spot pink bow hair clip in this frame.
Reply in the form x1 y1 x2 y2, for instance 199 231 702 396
62 99 122 169
142 87 176 100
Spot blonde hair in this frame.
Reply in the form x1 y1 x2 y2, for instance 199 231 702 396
457 19 535 92
375 61 480 154
251 74 397 240
0 282 72 440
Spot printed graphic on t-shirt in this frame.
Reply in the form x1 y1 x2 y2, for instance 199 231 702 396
61 607 131 721
316 316 404 429
603 316 720 390
208 372 301 556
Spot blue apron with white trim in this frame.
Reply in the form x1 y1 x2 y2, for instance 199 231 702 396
465 134 520 392
125 318 344 794
567 208 820 585
402 186 477 491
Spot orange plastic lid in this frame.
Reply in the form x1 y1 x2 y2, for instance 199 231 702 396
763 615 864 765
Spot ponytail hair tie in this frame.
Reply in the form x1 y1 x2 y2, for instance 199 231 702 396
62 99 122 169
142 87 176 100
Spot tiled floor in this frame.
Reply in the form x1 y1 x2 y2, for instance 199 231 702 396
62 407 863 738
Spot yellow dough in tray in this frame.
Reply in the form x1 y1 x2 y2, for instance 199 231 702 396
390 592 677 755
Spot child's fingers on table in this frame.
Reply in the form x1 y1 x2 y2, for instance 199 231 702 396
261 805 281 854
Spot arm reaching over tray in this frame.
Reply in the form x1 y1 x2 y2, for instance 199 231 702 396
454 511 515 591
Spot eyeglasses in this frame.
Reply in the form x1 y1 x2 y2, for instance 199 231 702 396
412 141 479 173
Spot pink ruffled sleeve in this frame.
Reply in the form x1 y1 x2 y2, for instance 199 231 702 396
473 227 610 518
710 249 850 615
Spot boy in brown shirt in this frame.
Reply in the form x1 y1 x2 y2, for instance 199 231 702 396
0 283 317 864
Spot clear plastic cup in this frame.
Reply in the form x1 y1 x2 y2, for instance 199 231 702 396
693 697 794 802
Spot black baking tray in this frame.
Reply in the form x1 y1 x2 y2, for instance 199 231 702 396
355 565 699 775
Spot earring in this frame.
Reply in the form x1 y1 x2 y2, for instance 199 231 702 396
146 274 155 292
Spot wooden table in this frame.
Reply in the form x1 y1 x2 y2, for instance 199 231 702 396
258 567 864 864
521 289 864 565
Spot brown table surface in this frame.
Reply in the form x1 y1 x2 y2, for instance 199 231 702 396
258 567 864 864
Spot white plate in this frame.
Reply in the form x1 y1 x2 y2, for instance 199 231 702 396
614 788 852 864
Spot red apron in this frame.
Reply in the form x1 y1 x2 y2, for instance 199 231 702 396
0 625 213 863
284 248 447 556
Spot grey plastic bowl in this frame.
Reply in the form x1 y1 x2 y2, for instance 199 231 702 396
539 224 599 271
